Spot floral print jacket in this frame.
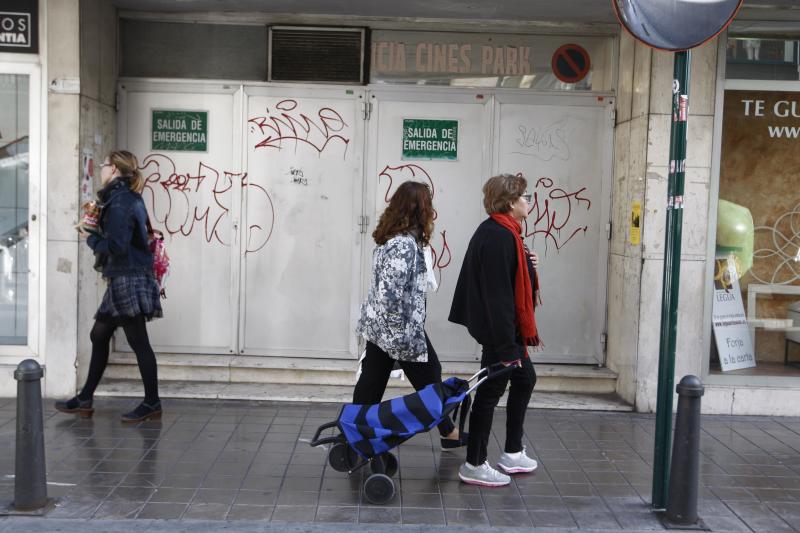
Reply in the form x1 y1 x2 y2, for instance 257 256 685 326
356 233 429 362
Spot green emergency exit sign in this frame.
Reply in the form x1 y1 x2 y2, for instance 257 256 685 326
152 110 208 152
402 119 458 160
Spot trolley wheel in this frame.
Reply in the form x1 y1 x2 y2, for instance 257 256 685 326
328 442 358 472
369 452 398 477
363 473 395 504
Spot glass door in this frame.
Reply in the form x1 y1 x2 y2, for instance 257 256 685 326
0 63 40 356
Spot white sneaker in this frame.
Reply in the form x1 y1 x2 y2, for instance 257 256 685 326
497 446 538 474
458 461 511 487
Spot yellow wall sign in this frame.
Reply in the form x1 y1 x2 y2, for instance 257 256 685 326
630 200 642 245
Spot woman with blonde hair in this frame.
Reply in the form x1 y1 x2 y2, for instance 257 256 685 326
355 180 465 448
55 150 163 423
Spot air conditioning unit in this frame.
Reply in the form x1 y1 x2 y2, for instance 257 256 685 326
269 26 367 84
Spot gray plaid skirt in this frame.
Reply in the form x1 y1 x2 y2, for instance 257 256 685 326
95 272 163 324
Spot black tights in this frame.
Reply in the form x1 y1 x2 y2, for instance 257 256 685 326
78 316 159 404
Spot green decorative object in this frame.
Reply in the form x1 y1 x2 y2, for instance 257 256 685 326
716 199 754 276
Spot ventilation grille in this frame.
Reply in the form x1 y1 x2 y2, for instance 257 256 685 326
269 27 365 84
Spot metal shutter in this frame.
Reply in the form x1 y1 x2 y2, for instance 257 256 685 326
269 26 366 84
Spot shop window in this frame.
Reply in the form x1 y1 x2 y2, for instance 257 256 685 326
0 74 29 345
710 34 800 377
726 37 800 80
120 20 268 80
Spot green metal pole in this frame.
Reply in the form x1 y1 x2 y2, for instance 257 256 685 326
652 49 691 511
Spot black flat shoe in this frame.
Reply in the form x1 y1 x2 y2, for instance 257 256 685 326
441 432 469 450
121 401 162 423
55 396 94 418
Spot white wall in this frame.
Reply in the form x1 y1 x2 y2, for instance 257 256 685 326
634 41 719 413
42 0 81 398
606 32 650 405
608 34 724 414
75 0 117 389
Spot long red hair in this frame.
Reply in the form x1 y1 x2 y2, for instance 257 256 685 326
373 181 434 246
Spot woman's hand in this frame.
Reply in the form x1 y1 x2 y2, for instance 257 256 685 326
528 251 539 268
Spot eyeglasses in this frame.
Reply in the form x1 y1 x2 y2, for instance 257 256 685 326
100 162 112 168
520 193 532 203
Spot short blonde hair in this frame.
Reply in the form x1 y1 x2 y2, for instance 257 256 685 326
108 150 144 193
482 173 527 214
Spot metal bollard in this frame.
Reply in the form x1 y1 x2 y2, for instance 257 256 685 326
665 375 705 528
13 359 47 511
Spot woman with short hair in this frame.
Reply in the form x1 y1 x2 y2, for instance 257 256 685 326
55 150 162 423
449 173 541 486
354 180 465 448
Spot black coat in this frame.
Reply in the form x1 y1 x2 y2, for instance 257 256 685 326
448 218 536 362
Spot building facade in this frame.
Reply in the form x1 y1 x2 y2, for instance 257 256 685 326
0 0 798 415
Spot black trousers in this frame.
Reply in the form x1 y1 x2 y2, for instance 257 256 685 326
466 352 536 466
352 334 455 437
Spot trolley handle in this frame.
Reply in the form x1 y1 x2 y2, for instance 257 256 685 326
310 421 341 447
466 361 521 395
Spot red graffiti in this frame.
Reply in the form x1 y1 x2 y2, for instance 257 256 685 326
430 231 452 270
524 176 591 252
248 99 350 156
378 164 451 288
378 164 438 220
428 230 452 290
240 173 274 255
140 154 274 254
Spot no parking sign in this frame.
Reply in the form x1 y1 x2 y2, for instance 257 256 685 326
551 43 591 84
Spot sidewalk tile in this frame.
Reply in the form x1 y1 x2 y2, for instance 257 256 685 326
315 505 358 523
183 502 231 520
359 506 402 524
402 507 445 525
401 492 441 508
529 509 578 527
107 486 155 502
92 500 145 519
227 504 274 520
572 510 621 528
191 488 237 505
611 511 664 530
149 487 196 503
487 508 532 527
136 502 189 519
234 489 278 506
200 475 244 489
444 508 489 526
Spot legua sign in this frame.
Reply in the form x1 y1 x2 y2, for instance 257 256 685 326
712 254 756 372
402 119 458 161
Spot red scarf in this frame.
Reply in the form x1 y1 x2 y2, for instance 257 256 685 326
490 213 541 349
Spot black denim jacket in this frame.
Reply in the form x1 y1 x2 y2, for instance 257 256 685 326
87 177 152 278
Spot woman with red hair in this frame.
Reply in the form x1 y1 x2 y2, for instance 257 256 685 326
354 180 465 448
